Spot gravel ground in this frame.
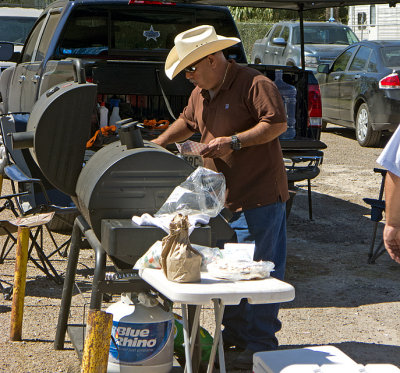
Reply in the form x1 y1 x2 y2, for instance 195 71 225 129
0 123 399 372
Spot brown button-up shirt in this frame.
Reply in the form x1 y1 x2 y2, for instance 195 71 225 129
180 60 289 212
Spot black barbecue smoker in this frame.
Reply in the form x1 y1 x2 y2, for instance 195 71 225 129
11 80 234 361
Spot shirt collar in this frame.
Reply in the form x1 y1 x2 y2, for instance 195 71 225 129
200 59 237 100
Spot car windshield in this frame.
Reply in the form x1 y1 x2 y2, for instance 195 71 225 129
57 5 243 61
293 25 359 45
0 16 37 44
381 47 400 67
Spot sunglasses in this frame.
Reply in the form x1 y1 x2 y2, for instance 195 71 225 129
184 56 208 73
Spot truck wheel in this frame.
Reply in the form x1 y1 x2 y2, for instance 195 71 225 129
321 120 328 131
355 103 381 147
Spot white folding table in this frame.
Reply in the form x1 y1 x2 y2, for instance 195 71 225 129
140 268 295 373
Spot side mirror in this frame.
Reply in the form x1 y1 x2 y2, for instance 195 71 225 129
0 42 15 62
317 63 330 74
272 37 287 46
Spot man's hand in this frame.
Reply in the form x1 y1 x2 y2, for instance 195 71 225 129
151 138 166 147
200 136 233 158
383 224 400 264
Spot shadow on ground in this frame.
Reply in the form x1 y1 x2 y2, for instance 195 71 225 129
284 188 399 309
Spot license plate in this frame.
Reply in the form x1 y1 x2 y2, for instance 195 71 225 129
182 155 203 168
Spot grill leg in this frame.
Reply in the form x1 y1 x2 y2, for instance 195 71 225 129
54 220 82 350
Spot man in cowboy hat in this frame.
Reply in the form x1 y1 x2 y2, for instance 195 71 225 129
152 24 289 368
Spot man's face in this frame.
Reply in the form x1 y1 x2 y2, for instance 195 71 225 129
184 55 213 90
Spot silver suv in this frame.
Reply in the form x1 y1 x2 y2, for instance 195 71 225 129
251 21 359 71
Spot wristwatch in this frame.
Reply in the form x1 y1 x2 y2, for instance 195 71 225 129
230 135 241 150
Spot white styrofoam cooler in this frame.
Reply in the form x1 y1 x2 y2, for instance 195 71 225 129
253 346 400 373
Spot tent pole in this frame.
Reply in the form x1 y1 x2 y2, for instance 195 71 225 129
299 3 305 70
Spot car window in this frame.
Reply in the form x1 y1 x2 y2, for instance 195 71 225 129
349 46 371 71
56 5 242 60
293 25 359 45
35 12 62 62
0 16 38 44
21 16 45 63
270 25 282 40
381 46 400 67
281 26 289 42
368 51 378 72
331 46 357 72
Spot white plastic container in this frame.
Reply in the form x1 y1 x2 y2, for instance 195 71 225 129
253 346 357 373
109 103 121 127
99 102 109 128
106 293 174 373
275 69 297 140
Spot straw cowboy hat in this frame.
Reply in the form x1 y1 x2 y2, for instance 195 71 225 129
165 25 240 79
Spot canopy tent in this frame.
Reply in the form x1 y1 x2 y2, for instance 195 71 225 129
166 0 398 68
170 0 398 11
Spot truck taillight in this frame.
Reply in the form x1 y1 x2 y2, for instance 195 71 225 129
379 73 400 89
308 84 322 127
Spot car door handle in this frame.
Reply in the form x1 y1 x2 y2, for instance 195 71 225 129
354 74 361 80
333 76 340 81
31 75 40 84
18 75 25 83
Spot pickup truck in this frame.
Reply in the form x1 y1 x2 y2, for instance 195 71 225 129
251 21 359 72
0 0 326 208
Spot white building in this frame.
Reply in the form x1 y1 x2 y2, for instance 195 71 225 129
349 4 400 40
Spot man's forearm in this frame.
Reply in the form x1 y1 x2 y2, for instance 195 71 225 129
152 118 194 147
385 171 400 226
238 121 287 148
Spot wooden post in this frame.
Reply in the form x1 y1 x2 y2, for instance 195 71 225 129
81 309 113 373
10 226 30 341
0 174 3 195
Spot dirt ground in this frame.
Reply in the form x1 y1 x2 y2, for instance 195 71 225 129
0 123 399 372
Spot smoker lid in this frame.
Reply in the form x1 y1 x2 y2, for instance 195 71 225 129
26 82 97 196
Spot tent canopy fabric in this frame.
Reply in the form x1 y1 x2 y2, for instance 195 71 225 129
169 0 398 11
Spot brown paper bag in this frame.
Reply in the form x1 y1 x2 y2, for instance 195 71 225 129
161 214 202 283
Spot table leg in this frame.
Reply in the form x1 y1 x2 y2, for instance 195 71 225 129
207 299 225 373
181 304 193 373
183 305 202 373
188 305 202 373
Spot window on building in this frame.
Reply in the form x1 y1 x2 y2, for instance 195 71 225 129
370 5 376 27
358 12 367 30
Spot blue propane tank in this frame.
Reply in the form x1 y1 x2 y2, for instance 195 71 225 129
107 293 174 373
275 69 297 140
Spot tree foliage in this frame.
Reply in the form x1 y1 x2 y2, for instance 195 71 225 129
229 6 348 23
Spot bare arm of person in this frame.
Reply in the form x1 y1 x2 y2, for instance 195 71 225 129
383 171 400 263
151 118 195 148
201 120 287 159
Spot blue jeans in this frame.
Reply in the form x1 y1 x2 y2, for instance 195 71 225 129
221 202 287 352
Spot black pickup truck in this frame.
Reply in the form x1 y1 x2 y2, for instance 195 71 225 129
0 0 326 210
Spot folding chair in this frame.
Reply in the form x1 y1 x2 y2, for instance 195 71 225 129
285 150 323 220
0 113 79 283
363 168 387 264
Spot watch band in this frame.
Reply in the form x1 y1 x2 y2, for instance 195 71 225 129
231 135 241 150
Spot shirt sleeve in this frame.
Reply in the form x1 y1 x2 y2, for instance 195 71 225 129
377 126 400 177
247 76 287 125
179 91 199 132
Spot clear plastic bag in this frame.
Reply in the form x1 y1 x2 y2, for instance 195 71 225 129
207 259 275 281
155 167 226 218
192 244 223 271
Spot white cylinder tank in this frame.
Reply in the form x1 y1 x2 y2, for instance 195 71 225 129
107 293 174 373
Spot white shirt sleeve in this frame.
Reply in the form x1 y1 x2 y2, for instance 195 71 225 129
377 125 400 177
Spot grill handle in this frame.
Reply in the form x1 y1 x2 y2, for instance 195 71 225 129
119 120 144 149
10 131 34 150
